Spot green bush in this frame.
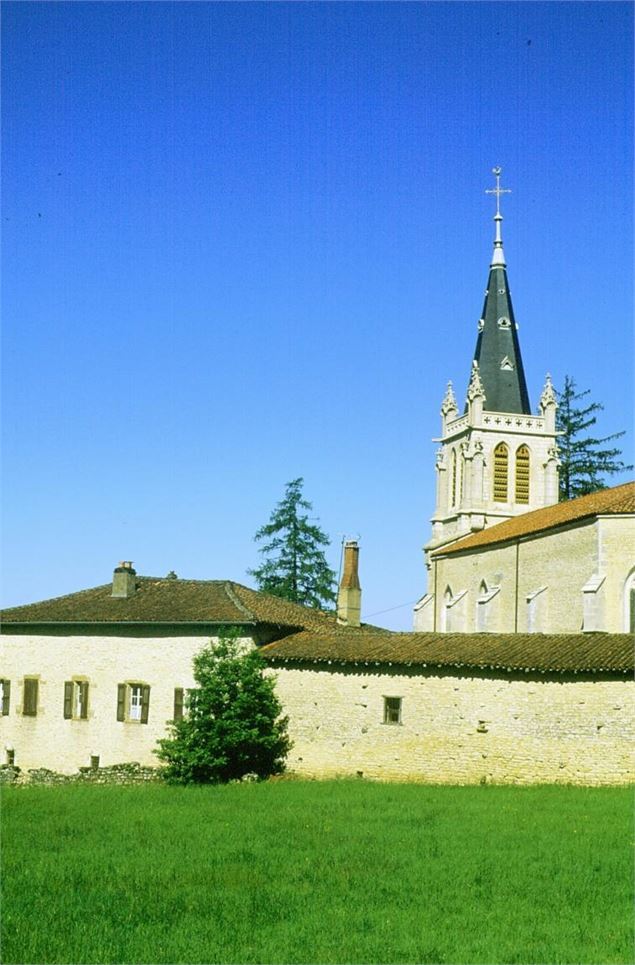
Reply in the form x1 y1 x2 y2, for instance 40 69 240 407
156 632 291 784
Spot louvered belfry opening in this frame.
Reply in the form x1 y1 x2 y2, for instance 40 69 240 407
493 443 509 502
515 445 530 504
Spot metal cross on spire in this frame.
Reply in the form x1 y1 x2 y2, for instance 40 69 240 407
485 167 510 266
485 166 511 216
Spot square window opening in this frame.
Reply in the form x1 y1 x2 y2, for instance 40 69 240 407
383 696 402 725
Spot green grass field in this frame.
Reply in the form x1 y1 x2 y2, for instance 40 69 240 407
2 780 632 964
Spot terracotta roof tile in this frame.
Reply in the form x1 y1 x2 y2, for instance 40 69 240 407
434 481 635 556
261 629 634 675
0 577 337 630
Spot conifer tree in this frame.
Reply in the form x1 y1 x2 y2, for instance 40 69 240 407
249 477 336 609
156 631 290 784
556 375 632 501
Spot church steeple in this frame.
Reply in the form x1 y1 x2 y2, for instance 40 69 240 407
471 168 531 415
416 167 561 621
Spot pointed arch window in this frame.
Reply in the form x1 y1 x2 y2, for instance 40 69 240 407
515 445 530 504
493 443 509 502
450 450 457 508
624 570 635 633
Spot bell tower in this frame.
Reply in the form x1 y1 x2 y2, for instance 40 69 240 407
415 169 560 629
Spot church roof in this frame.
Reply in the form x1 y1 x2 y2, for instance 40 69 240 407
0 577 339 631
468 168 530 414
433 481 635 557
471 264 531 414
261 629 633 676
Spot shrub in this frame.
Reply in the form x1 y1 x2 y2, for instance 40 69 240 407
156 632 291 784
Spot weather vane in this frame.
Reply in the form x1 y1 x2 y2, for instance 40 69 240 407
485 166 511 216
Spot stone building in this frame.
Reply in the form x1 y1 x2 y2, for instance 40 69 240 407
1 171 633 785
1 549 633 784
416 481 635 634
425 168 560 565
414 169 634 633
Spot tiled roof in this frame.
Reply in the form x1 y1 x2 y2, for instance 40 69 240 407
0 577 336 631
261 629 633 675
435 481 635 556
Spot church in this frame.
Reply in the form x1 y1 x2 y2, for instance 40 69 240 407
413 168 634 635
1 171 633 785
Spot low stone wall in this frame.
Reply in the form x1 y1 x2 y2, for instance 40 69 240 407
0 761 161 787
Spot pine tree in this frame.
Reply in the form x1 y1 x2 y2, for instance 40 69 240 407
249 478 337 609
156 631 290 785
556 375 632 501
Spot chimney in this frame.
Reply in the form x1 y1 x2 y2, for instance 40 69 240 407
111 561 136 598
337 540 361 628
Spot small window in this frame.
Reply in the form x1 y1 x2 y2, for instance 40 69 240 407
0 679 10 716
493 443 508 502
63 681 89 720
383 696 402 725
23 678 38 717
117 683 150 724
515 445 530 504
130 685 143 721
173 687 184 721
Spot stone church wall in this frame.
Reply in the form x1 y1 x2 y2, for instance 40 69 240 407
270 663 635 786
429 515 635 633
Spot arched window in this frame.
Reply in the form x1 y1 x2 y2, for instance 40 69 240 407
493 443 509 502
441 586 453 632
515 445 530 504
450 450 457 508
624 570 635 633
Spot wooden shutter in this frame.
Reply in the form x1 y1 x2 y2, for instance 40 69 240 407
79 681 89 720
23 678 38 717
63 681 73 719
117 684 126 721
173 688 184 721
1 680 10 716
140 685 150 724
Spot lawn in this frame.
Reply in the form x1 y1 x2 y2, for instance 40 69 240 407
1 780 632 964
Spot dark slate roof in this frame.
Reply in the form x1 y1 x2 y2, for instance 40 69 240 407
434 481 635 557
261 629 634 675
0 577 338 631
470 264 531 414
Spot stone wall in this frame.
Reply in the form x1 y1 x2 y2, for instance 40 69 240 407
423 514 635 633
269 663 635 785
0 761 160 786
0 632 255 773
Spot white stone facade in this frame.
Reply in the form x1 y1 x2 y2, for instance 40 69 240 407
415 513 635 634
271 664 634 785
427 372 559 559
0 631 251 773
2 628 633 785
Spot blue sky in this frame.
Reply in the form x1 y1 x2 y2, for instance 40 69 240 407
2 2 633 628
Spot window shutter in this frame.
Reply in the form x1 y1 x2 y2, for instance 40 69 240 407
23 678 38 717
117 684 126 721
140 685 150 724
63 681 73 719
173 687 184 721
174 687 184 720
80 681 89 720
1 680 10 716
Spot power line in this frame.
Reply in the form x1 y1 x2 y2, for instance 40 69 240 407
363 599 419 619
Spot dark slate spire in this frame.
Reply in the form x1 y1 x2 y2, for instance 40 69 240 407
469 168 531 415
